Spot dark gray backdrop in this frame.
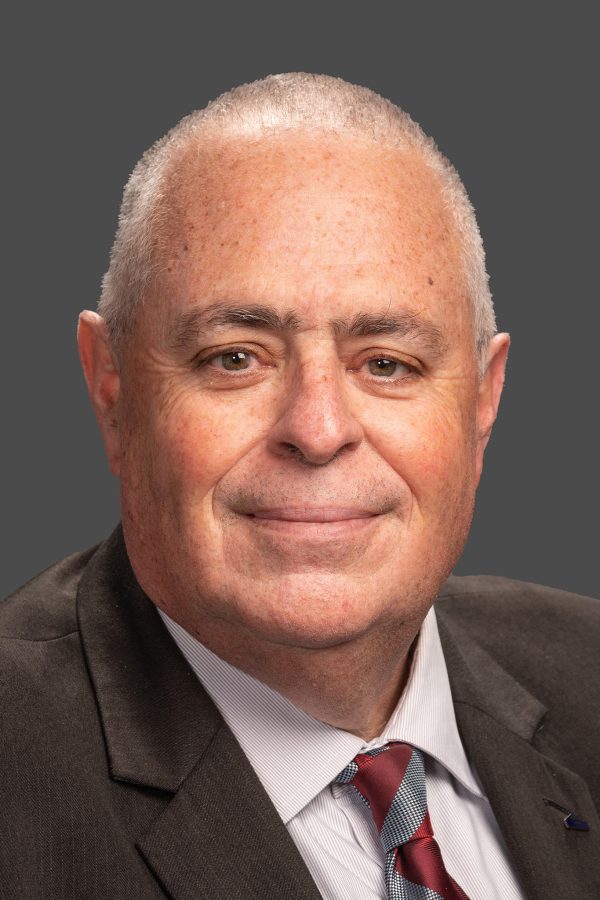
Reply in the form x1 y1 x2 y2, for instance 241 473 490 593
3 4 597 599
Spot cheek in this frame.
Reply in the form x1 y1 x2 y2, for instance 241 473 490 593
127 387 271 503
363 397 477 508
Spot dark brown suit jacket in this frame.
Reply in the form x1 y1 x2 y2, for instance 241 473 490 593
1 526 599 899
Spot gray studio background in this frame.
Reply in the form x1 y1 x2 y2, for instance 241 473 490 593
3 4 597 599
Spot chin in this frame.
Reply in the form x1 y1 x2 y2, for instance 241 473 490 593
204 570 415 650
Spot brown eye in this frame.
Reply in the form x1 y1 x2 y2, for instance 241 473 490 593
368 358 399 377
218 351 252 371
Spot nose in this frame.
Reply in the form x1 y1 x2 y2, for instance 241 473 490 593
267 360 364 466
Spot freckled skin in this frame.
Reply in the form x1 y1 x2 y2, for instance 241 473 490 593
79 132 509 738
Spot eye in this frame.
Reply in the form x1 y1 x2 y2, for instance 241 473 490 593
208 350 255 371
366 357 415 378
193 344 275 384
368 358 399 377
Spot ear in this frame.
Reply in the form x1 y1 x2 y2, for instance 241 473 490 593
474 332 510 486
77 311 122 477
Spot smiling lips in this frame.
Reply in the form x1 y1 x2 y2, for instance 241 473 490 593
250 507 377 522
245 507 381 535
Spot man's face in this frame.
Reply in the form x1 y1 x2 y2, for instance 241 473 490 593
95 133 504 651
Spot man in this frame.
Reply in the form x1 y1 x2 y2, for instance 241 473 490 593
1 73 598 899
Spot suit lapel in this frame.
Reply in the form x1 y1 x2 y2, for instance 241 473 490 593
137 724 322 900
437 609 600 900
77 527 321 900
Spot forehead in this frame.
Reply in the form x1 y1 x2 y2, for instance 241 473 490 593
151 132 469 333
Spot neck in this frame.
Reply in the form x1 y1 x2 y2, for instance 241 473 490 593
164 610 423 740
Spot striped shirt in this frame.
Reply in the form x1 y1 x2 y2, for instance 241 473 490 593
159 606 525 899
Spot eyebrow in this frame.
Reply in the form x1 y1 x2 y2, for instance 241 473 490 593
167 304 302 352
166 301 447 358
330 311 446 355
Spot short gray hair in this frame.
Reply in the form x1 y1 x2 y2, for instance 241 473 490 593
98 73 496 371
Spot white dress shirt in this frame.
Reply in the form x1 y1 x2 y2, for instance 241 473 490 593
159 607 524 899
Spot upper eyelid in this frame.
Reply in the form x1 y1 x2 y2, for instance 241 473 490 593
357 350 421 374
196 345 261 363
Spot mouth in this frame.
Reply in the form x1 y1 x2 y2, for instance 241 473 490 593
250 507 376 522
243 507 382 536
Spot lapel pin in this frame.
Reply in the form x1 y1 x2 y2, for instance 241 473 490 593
543 797 590 832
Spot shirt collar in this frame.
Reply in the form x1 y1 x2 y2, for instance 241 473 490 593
159 605 483 824
377 606 482 797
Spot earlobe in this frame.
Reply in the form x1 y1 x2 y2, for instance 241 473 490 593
77 311 122 477
474 333 510 483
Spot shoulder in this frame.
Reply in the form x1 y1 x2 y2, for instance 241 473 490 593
0 544 99 640
436 573 600 656
0 546 100 720
437 573 599 626
435 573 600 705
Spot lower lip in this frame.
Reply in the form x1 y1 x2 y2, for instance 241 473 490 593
244 515 380 537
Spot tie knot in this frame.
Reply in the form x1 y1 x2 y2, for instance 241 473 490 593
335 742 431 853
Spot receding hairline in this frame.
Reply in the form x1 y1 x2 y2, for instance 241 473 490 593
140 74 456 220
150 132 468 362
156 125 457 250
98 73 496 373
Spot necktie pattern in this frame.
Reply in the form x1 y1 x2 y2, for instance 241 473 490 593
335 743 470 900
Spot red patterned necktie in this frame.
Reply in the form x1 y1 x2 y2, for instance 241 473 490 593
335 742 470 900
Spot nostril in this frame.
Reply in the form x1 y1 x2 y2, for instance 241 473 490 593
284 444 310 464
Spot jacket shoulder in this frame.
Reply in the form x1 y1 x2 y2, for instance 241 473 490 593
437 573 599 627
0 545 99 640
436 573 600 705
